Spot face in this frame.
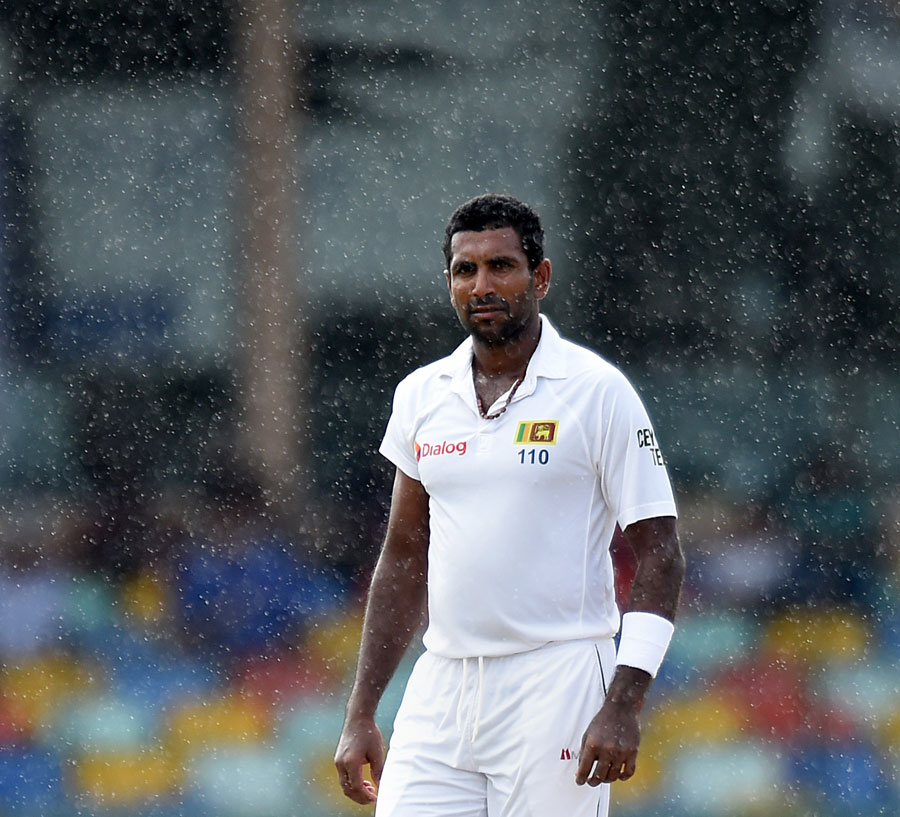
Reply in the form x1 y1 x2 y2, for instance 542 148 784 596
445 227 551 346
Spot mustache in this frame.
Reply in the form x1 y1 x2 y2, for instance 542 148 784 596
466 298 509 313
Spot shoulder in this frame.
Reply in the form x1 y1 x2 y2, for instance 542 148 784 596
546 333 652 431
556 333 635 392
396 353 454 389
391 351 456 405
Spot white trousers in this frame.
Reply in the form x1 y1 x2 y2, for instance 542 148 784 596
376 638 616 817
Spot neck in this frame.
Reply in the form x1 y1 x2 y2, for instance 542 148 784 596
472 314 542 378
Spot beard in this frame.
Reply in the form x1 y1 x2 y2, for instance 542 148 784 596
458 297 536 347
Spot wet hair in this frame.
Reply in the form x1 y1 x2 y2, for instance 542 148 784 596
443 193 545 271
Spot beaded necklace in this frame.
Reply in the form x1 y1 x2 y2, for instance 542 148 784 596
476 372 526 420
473 325 540 420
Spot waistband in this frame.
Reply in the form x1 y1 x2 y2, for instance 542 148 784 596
435 635 616 663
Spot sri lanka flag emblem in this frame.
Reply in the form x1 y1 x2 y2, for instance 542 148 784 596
515 420 558 445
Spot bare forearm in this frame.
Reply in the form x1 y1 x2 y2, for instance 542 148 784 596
335 468 429 804
608 517 684 710
577 517 684 785
347 553 427 717
344 469 430 719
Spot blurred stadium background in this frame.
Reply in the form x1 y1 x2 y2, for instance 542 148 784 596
0 0 898 815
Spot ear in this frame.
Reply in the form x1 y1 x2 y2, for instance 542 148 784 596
533 258 552 300
444 268 453 300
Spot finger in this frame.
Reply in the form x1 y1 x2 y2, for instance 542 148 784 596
575 752 595 785
587 761 613 787
575 738 601 786
592 754 635 785
601 763 623 784
338 761 376 805
342 779 376 804
590 752 636 785
577 755 609 787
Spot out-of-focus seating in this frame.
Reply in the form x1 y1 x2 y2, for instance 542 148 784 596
73 748 182 808
762 606 870 666
0 652 97 731
304 608 364 687
189 746 296 817
662 610 759 685
164 695 271 760
0 496 897 817
48 695 152 753
664 742 785 816
788 740 897 816
0 747 65 815
645 691 749 753
232 647 336 709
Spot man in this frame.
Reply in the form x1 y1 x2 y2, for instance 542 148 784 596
335 193 685 816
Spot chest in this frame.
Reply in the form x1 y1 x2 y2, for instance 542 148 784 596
413 394 596 494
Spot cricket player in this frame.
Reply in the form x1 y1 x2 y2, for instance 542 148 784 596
335 193 685 816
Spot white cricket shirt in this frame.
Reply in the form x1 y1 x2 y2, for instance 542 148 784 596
379 316 677 659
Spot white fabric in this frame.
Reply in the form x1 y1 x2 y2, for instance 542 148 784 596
615 611 675 678
376 638 616 817
380 316 677 659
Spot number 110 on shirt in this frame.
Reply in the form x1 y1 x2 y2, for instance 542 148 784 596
518 448 550 465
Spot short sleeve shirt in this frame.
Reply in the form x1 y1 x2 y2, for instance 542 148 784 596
379 316 677 659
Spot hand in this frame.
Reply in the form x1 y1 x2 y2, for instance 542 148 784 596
574 699 640 786
334 715 385 804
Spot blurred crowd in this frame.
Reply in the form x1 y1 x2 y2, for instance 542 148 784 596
0 460 896 817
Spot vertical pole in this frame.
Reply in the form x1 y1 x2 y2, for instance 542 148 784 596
233 0 306 519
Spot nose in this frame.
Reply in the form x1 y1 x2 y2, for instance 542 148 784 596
471 266 494 298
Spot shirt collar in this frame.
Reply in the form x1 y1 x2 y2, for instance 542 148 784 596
442 314 568 399
527 315 568 382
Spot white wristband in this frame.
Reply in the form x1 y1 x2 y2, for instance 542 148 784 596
615 611 675 678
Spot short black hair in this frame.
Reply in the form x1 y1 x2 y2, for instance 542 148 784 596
443 193 545 271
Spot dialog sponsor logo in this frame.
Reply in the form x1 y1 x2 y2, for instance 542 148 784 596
415 439 468 461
